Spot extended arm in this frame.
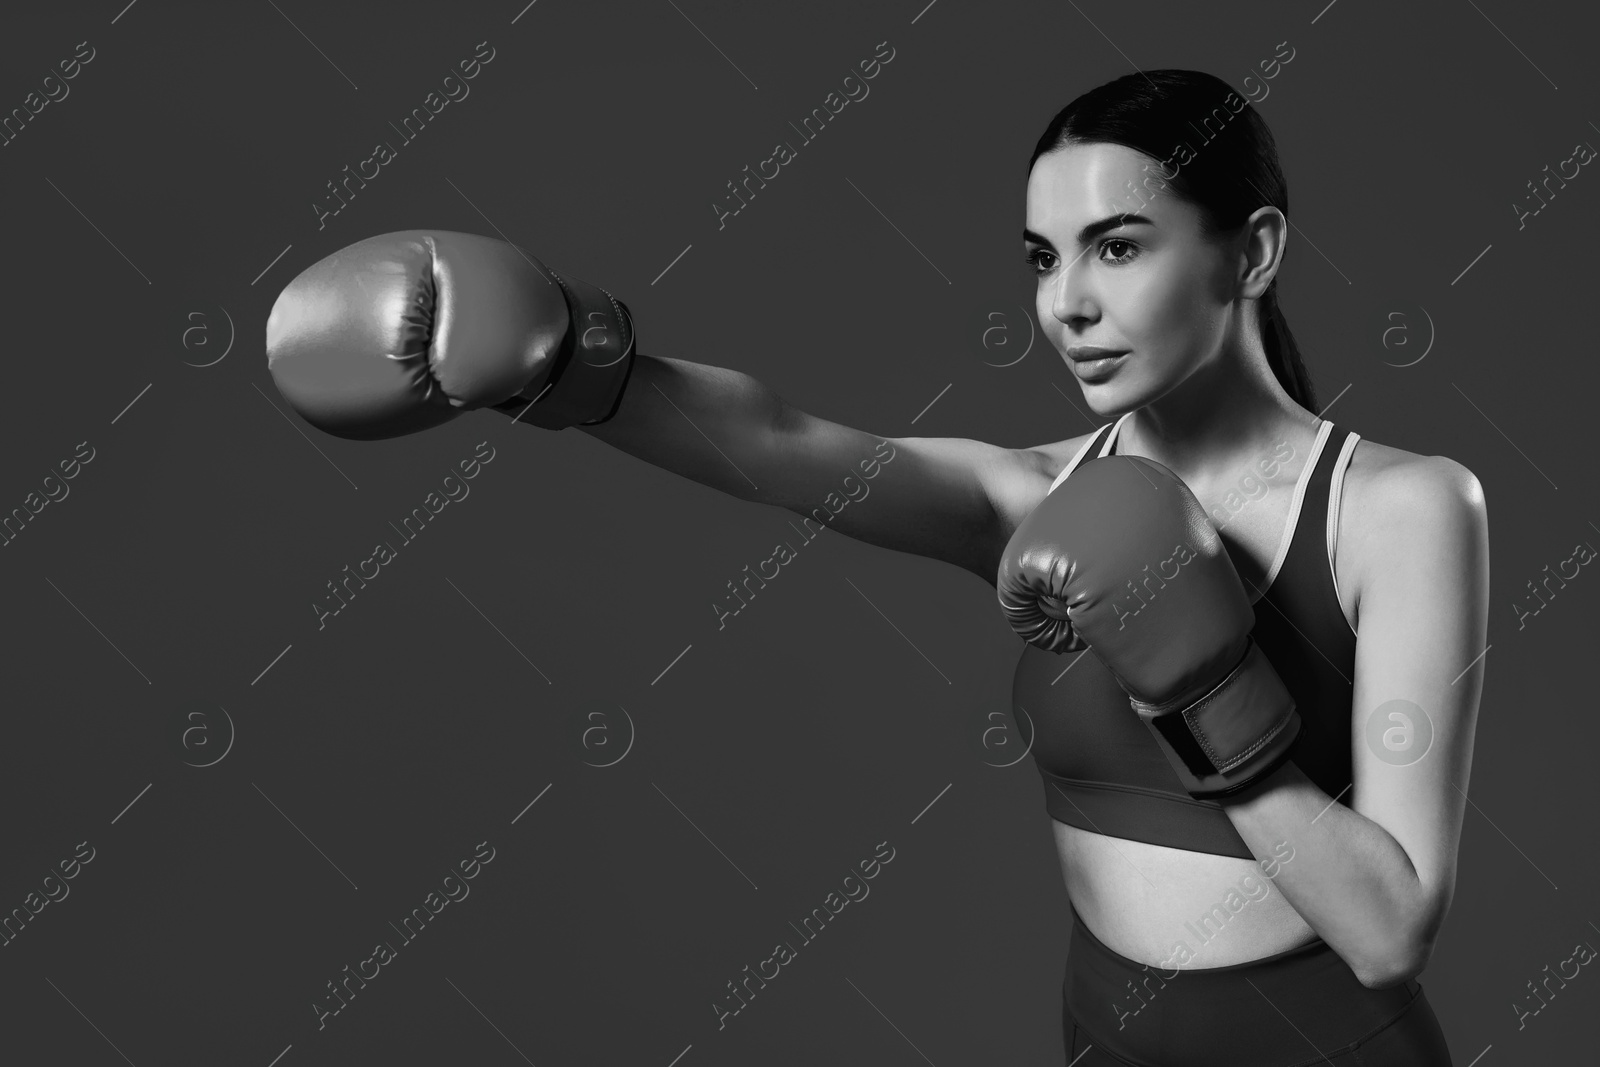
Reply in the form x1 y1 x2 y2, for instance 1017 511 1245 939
579 354 1027 584
264 229 1035 585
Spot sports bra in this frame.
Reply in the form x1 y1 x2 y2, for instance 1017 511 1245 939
1012 411 1361 858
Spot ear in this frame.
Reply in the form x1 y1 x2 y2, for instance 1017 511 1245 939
1237 206 1287 300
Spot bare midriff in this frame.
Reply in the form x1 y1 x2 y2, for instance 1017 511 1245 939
1054 819 1320 967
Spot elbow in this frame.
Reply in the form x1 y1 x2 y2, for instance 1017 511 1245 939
1354 877 1454 989
1353 934 1436 990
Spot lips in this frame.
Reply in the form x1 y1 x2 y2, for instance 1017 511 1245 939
1066 348 1128 382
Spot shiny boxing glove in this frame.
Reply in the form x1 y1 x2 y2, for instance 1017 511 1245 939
996 455 1301 799
266 230 636 439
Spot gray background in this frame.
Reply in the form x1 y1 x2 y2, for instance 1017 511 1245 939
0 0 1595 1063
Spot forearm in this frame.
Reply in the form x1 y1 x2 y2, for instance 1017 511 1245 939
1220 760 1429 988
572 354 787 502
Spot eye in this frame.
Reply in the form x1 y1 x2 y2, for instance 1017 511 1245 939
1024 248 1057 275
1100 238 1139 264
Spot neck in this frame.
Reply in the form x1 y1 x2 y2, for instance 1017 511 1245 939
1119 340 1317 483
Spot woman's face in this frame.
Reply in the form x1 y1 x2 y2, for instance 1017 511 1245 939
1024 141 1240 416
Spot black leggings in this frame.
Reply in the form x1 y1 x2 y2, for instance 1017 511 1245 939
1061 906 1452 1066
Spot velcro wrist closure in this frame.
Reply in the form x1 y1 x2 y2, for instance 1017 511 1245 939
497 268 636 430
1132 637 1301 798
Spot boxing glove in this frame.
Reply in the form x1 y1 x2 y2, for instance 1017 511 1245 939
995 455 1301 798
266 230 636 440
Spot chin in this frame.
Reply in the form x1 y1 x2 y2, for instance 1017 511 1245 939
1078 378 1145 419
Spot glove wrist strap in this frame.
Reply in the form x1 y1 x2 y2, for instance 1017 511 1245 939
1132 637 1302 799
495 267 636 430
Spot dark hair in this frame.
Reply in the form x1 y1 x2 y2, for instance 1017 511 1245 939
1028 69 1317 414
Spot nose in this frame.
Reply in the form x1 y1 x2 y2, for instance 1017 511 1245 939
1047 249 1098 329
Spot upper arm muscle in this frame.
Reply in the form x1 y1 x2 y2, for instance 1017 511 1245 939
768 412 1045 584
1346 454 1489 940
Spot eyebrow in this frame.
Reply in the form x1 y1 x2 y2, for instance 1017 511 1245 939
1023 212 1153 249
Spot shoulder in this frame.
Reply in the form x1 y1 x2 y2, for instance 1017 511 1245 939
987 429 1103 539
1024 429 1104 483
1341 435 1488 584
1344 437 1485 524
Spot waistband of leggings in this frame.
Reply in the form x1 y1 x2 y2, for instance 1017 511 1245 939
1065 904 1421 1064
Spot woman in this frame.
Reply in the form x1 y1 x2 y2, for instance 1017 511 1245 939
994 70 1483 1064
589 69 1482 1064
267 68 1485 1067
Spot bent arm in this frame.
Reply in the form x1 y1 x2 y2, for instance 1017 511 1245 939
575 355 1022 583
1219 456 1490 989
